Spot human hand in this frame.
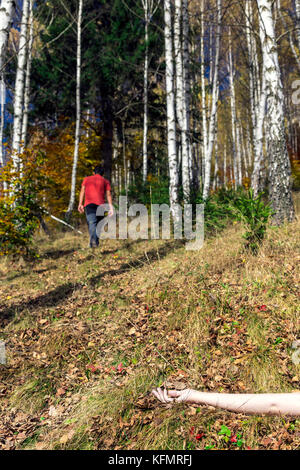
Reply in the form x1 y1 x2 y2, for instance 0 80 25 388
152 387 193 404
108 206 114 217
78 204 84 214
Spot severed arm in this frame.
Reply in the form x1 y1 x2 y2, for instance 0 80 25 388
152 388 300 416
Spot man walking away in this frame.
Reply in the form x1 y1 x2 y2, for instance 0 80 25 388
78 166 113 247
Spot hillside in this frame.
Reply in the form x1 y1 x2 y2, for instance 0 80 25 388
0 201 299 450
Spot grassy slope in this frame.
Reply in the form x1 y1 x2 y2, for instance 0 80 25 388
0 199 299 450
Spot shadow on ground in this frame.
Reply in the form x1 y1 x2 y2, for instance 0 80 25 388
0 239 185 327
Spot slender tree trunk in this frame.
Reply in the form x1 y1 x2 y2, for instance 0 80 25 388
0 77 6 192
142 0 149 183
122 119 128 197
0 0 14 186
174 0 190 201
228 27 239 189
66 0 83 220
164 0 179 219
12 0 30 169
182 0 191 199
200 0 207 187
276 0 300 71
223 142 227 187
213 139 219 191
257 0 295 223
0 0 15 74
252 70 266 196
203 0 221 201
295 0 300 53
20 0 33 152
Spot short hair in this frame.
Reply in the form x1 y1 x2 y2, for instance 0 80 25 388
94 165 104 176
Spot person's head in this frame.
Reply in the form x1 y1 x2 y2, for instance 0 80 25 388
94 165 104 176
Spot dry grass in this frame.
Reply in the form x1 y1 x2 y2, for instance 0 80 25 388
0 195 299 450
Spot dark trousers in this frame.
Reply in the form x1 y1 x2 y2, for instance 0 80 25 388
85 204 104 247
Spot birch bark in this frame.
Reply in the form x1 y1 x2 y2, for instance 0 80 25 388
257 0 295 223
164 0 179 219
142 0 149 183
228 28 238 188
200 0 207 187
66 0 83 219
182 0 191 199
12 0 30 169
295 0 300 53
0 0 15 75
20 0 33 152
202 0 221 201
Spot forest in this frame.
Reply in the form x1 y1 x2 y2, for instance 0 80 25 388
0 0 299 453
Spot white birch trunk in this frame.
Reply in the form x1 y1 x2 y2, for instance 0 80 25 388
213 139 218 191
200 0 207 187
12 0 30 169
295 0 300 53
0 77 6 192
66 0 83 219
182 0 191 199
257 0 295 223
275 0 300 71
141 0 159 183
202 0 221 201
164 0 179 219
223 143 227 187
142 0 149 183
251 70 266 195
20 0 33 153
0 0 15 74
174 0 190 201
228 28 238 189
0 0 13 178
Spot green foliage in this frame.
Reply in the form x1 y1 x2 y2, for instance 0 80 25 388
126 176 170 208
0 153 48 257
229 189 273 254
193 189 234 234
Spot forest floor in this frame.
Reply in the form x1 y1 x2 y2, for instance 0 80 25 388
0 196 299 450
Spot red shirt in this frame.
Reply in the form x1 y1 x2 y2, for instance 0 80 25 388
82 174 111 207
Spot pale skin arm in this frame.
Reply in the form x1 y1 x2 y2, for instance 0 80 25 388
78 185 85 213
106 190 114 217
152 388 300 416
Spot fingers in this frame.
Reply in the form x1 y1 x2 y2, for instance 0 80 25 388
168 390 183 398
151 387 174 403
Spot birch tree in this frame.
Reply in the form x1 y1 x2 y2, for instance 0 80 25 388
164 0 179 219
66 0 83 220
0 0 15 75
257 0 295 223
174 0 188 200
20 0 33 151
202 0 222 201
295 0 300 53
0 77 6 190
182 0 191 199
0 0 15 190
200 0 207 187
228 28 240 188
12 0 30 169
141 0 159 183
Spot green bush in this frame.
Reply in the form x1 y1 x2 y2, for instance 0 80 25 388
0 153 47 257
229 189 273 254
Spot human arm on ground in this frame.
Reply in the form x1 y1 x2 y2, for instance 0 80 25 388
152 387 300 416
